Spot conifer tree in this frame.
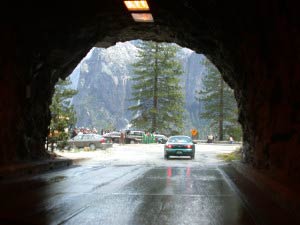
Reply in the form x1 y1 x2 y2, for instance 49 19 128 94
196 58 241 140
129 41 184 135
49 77 78 149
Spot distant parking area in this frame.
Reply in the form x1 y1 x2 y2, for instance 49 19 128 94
56 143 241 167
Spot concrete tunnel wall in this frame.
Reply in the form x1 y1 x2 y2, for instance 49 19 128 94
0 0 300 178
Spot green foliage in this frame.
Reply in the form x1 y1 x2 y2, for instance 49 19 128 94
49 78 78 149
129 41 184 135
196 58 242 140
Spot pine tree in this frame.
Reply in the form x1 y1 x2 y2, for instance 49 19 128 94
129 41 184 135
49 77 78 150
196 58 242 141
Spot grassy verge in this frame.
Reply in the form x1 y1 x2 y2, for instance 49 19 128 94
216 148 242 162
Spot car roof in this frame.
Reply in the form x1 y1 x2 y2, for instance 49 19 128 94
75 134 103 137
169 135 190 138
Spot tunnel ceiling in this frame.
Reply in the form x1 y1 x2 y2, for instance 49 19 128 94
1 0 300 178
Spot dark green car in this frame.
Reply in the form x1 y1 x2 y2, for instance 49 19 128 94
164 135 196 159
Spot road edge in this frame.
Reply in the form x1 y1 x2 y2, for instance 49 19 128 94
0 157 89 180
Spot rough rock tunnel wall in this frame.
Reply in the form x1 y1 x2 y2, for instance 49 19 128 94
0 0 299 178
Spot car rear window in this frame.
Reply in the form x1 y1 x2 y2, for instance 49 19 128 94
168 137 191 143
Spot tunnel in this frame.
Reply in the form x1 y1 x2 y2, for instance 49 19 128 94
1 0 300 183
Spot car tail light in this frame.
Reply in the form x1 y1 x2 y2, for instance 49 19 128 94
186 145 192 149
100 138 106 143
166 144 173 148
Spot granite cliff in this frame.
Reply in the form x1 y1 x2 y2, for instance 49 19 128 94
70 41 207 133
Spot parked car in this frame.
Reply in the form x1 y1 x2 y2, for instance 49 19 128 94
67 134 112 150
103 131 121 143
154 134 168 144
103 130 145 144
125 130 145 144
164 135 196 159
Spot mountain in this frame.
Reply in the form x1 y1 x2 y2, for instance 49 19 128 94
69 40 207 134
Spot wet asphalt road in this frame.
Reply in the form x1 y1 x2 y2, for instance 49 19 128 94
0 144 256 225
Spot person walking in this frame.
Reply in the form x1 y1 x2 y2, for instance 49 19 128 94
146 132 150 144
150 132 155 143
120 132 125 145
142 132 147 144
229 136 234 144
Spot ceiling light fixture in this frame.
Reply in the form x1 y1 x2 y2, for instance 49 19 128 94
124 1 150 11
124 0 154 23
131 13 154 22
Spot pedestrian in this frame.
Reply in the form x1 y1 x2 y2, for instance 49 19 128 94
71 128 77 138
142 132 146 144
229 136 234 144
146 132 150 144
207 134 213 143
93 127 98 134
120 132 125 145
150 132 155 143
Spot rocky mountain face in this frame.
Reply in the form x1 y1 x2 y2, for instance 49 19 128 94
70 41 206 133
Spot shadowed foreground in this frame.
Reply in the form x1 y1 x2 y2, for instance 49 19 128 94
1 164 255 225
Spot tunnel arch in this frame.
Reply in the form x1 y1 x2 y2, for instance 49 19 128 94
1 0 300 179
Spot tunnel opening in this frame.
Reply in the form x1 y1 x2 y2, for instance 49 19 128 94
47 40 242 153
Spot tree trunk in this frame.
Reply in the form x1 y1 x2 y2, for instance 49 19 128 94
219 78 224 140
152 43 159 132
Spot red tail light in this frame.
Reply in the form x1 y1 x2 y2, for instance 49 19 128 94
166 144 173 148
100 138 106 143
186 145 192 149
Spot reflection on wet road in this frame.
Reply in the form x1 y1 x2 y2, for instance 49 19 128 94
0 164 255 225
